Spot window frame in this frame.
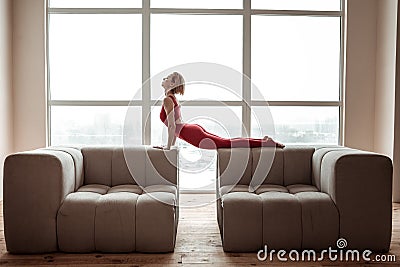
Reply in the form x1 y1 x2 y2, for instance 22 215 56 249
46 0 346 147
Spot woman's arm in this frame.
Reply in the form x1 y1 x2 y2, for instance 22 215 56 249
163 97 176 150
171 131 177 146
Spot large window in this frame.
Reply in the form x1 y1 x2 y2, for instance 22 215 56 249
47 0 344 191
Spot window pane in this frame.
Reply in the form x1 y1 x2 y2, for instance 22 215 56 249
252 0 340 11
51 106 141 145
182 84 241 101
251 106 339 144
251 16 340 101
49 14 142 100
151 106 242 190
151 0 242 9
151 14 242 100
49 0 141 8
153 83 242 102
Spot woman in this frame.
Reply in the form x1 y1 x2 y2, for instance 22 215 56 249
155 72 285 150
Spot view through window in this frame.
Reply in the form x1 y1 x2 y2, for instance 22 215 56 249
47 0 344 191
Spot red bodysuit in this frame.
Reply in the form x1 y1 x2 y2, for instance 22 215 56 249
160 95 276 149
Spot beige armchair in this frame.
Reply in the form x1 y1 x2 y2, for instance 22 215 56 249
3 146 179 254
216 145 393 253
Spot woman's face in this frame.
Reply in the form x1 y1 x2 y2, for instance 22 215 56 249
161 74 175 92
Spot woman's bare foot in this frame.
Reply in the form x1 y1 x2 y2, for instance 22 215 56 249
263 135 285 148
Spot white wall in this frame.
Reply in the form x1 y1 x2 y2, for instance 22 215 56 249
0 0 13 201
374 0 397 158
344 0 377 151
393 0 400 202
13 0 47 152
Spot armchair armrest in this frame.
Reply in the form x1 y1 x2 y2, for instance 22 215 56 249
3 148 81 253
145 146 179 187
313 148 393 252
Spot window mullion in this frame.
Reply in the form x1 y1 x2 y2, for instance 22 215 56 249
338 0 346 145
242 0 251 137
46 0 51 146
142 0 151 145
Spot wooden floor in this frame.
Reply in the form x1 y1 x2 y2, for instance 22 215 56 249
1 194 400 266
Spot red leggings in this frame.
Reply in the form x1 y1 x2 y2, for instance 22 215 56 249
175 123 273 149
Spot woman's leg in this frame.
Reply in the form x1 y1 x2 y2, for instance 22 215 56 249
229 137 264 148
228 138 274 148
195 124 277 147
177 123 284 149
191 125 276 148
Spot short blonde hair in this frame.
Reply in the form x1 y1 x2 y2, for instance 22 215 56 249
171 72 185 95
